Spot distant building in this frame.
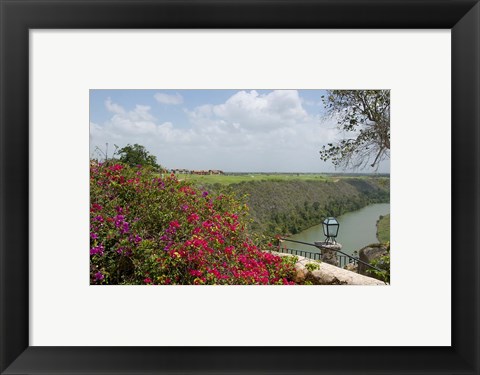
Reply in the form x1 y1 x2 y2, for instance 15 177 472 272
171 169 223 175
171 168 190 174
209 170 224 175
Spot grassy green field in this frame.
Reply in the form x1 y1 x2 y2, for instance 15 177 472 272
174 173 388 185
175 173 330 185
376 214 390 243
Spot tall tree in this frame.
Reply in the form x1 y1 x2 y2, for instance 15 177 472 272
117 144 159 168
319 90 390 170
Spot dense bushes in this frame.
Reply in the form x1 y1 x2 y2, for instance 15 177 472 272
376 214 390 243
90 161 296 285
366 242 390 283
203 178 389 237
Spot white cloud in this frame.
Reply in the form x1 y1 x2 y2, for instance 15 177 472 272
92 100 170 149
187 90 311 132
154 92 183 105
183 89 337 152
103 100 157 135
105 97 125 114
91 92 347 172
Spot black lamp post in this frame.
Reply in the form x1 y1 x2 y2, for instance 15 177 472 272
322 217 339 244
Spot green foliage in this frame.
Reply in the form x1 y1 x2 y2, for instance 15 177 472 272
202 178 389 238
117 143 160 169
367 242 390 283
176 173 330 185
320 90 390 170
90 161 296 285
376 214 390 243
305 262 320 272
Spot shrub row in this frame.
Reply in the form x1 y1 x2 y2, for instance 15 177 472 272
90 161 296 285
202 178 390 237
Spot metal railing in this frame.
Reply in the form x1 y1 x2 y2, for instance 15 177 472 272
277 247 322 261
277 247 356 269
278 237 384 273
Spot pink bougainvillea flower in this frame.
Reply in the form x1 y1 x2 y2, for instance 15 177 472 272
90 245 104 256
109 164 124 172
90 162 296 285
90 203 103 213
169 220 180 228
187 213 200 223
189 270 202 277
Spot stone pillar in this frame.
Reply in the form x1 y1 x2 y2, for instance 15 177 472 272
314 241 342 267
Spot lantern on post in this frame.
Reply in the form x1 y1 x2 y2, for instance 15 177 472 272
322 217 339 244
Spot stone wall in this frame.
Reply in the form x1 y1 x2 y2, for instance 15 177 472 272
272 252 386 285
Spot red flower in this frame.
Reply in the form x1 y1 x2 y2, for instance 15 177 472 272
187 213 200 223
189 270 203 277
90 203 103 212
109 164 124 172
169 220 181 228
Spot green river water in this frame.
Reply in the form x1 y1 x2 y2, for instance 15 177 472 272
287 203 390 257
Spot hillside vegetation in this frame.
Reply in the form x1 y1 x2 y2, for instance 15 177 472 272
376 214 390 243
90 162 297 285
199 177 390 238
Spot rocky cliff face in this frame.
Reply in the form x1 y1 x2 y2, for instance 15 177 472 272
357 243 389 276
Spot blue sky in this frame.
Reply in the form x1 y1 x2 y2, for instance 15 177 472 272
90 89 389 173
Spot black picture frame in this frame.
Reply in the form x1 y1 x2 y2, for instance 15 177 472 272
1 0 479 374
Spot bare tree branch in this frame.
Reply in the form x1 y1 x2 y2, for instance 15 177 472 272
319 90 390 170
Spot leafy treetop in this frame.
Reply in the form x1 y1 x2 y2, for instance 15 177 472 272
117 143 160 169
320 90 390 171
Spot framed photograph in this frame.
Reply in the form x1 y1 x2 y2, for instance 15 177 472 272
1 0 478 374
88 88 390 287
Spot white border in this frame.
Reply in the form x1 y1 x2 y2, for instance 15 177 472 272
30 30 451 346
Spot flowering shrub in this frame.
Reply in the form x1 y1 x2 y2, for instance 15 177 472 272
90 161 296 285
